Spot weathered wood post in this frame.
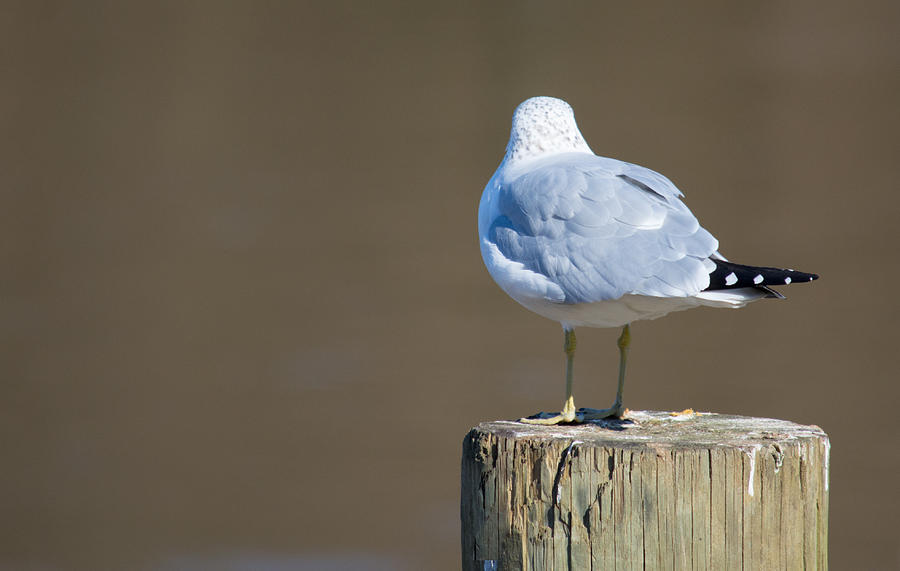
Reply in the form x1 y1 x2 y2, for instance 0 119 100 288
461 411 829 570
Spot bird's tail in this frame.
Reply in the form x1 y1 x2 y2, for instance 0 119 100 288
705 260 818 293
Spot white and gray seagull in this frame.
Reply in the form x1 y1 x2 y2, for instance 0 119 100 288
478 96 818 425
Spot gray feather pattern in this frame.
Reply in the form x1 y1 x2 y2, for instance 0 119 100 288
489 153 718 303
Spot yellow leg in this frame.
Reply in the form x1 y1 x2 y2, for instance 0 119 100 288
578 324 630 420
519 328 583 425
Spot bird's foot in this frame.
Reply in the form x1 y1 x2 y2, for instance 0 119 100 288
518 410 585 425
578 402 625 421
518 398 584 425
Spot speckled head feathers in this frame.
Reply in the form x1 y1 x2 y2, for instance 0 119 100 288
504 96 593 165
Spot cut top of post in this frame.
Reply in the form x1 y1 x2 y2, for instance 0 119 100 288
474 411 830 494
478 410 827 448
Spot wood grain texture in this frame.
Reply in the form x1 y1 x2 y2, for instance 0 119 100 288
461 411 829 570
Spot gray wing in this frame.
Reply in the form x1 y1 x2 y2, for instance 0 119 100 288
488 154 718 303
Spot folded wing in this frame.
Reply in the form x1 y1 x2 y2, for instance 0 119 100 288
488 154 719 303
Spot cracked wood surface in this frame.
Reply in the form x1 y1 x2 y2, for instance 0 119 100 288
461 411 829 570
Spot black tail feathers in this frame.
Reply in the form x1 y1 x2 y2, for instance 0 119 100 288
705 260 818 293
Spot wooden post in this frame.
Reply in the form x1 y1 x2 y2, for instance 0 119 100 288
461 411 829 570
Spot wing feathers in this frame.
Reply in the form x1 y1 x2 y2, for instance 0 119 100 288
489 154 716 303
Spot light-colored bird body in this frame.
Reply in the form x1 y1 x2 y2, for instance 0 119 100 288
478 96 817 424
479 97 767 330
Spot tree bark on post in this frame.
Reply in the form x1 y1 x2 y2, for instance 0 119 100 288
461 411 829 570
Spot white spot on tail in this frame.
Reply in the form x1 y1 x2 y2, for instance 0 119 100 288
784 277 791 284
725 272 737 286
753 274 763 284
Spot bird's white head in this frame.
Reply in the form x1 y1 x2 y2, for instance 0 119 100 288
503 96 593 166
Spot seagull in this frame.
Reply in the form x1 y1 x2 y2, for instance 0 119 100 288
477 96 818 425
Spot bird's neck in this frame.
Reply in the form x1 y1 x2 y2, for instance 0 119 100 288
503 125 593 167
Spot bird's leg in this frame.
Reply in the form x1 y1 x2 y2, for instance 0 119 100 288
613 323 630 413
561 328 579 420
519 328 584 425
580 324 630 420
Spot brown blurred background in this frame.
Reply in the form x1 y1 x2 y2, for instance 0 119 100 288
1 2 898 569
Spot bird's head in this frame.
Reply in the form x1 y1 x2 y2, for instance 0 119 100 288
504 96 593 166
